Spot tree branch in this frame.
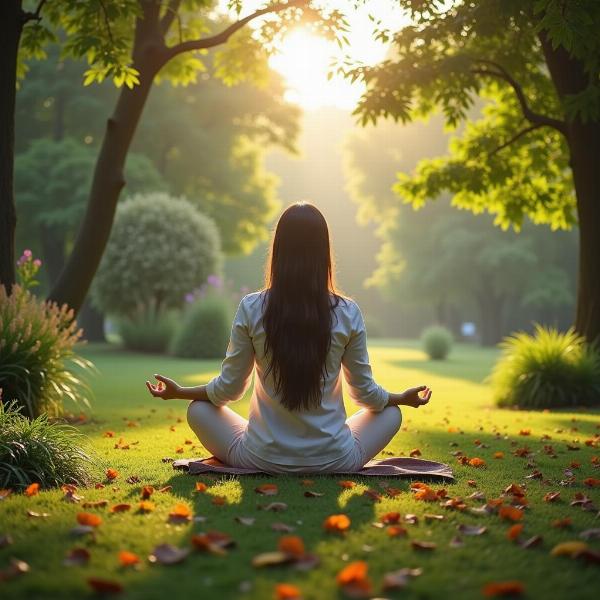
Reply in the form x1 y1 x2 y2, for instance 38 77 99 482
160 0 182 34
489 124 542 157
470 58 568 137
22 0 48 23
163 0 308 61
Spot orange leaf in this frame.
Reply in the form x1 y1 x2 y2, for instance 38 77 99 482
551 517 572 529
168 503 192 523
323 514 350 533
336 560 369 586
414 488 438 502
175 447 184 454
275 583 302 600
583 478 600 487
468 457 486 468
110 504 131 513
24 483 40 497
277 536 305 557
77 512 102 527
138 501 155 513
118 551 140 567
212 495 227 506
499 506 523 522
506 524 523 541
141 486 154 499
386 525 407 537
106 468 119 481
380 512 401 524
103 431 115 438
493 452 504 459
482 581 524 597
195 482 208 493
544 491 560 503
409 448 421 457
338 480 356 489
301 479 314 487
519 429 531 436
255 484 278 496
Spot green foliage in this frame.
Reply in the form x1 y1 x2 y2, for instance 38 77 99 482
93 193 222 318
170 295 232 359
0 284 93 419
490 325 600 409
421 325 453 360
0 400 91 490
118 310 178 354
346 0 600 229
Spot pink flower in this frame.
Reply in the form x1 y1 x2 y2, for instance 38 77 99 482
23 249 32 258
33 259 42 267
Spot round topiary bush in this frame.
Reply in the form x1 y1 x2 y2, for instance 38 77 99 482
92 192 222 319
0 400 92 490
421 325 453 360
170 296 231 359
491 325 600 409
118 310 177 354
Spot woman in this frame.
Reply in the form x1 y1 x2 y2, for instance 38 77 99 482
146 202 431 473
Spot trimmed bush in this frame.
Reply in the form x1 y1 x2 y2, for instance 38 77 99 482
92 192 222 318
170 296 231 359
0 400 92 490
118 309 177 354
421 325 453 360
491 325 600 409
0 284 93 418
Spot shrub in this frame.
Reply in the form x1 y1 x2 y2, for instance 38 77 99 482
491 325 600 409
0 400 92 490
118 309 177 353
92 192 222 318
171 295 231 359
0 277 93 418
421 325 453 360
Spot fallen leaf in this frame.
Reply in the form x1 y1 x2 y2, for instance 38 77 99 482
583 477 600 487
106 468 119 481
278 536 305 557
457 524 487 536
493 452 504 459
550 541 588 557
235 516 255 526
382 567 422 590
0 534 13 548
386 525 407 537
362 489 382 502
449 536 464 548
0 559 30 582
110 503 132 513
304 490 324 498
255 483 278 496
148 543 190 565
194 482 208 493
138 500 155 513
336 561 372 598
275 583 302 600
211 495 227 506
87 578 123 594
519 429 531 436
323 514 350 532
410 448 422 457
506 524 524 541
404 514 419 524
551 518 572 528
300 479 314 487
158 485 172 493
118 550 140 567
125 475 141 484
77 512 102 527
544 491 561 503
82 500 108 509
424 514 445 522
168 503 192 523
63 548 91 566
191 531 235 555
504 483 525 497
498 506 523 522
469 457 486 468
24 483 40 497
70 525 96 537
338 481 356 489
141 485 155 499
260 502 288 512
411 540 437 551
579 528 600 540
519 535 542 549
380 512 401 524
482 581 524 597
0 489 13 500
271 522 295 533
27 510 50 518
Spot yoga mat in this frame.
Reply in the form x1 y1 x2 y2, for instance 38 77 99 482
173 456 454 480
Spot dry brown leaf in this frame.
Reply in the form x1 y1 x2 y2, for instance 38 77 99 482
26 510 50 518
87 578 123 594
271 522 295 533
110 503 131 513
259 502 288 512
457 524 487 536
304 490 324 498
411 540 437 551
168 503 192 524
252 551 294 567
235 516 255 526
63 548 91 567
255 483 278 496
482 580 524 597
148 543 190 565
382 567 422 590
519 535 543 549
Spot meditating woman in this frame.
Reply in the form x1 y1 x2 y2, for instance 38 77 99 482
146 202 432 473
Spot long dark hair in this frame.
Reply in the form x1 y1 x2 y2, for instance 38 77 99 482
262 202 344 411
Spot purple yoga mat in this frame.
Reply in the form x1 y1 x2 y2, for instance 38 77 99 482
173 456 454 480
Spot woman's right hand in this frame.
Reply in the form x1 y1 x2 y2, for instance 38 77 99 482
145 374 182 400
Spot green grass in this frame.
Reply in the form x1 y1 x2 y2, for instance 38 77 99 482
1 340 599 599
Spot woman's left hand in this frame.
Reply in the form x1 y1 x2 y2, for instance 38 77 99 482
401 385 432 408
145 374 182 400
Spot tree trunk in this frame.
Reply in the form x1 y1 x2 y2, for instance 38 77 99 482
77 299 106 342
540 33 600 343
0 1 23 291
47 54 162 313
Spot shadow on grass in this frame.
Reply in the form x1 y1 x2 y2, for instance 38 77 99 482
387 357 495 385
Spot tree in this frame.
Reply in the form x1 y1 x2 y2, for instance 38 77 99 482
344 118 577 344
3 0 345 313
347 0 600 342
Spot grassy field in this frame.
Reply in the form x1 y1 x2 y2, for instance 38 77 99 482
1 340 599 599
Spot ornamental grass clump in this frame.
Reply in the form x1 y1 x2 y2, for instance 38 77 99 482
0 399 91 490
0 251 93 418
491 325 600 409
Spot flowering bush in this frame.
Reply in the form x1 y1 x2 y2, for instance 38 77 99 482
16 249 42 290
92 193 222 319
0 251 93 418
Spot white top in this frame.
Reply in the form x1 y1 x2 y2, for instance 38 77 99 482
206 291 388 466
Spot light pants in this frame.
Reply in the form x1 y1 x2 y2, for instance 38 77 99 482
186 401 402 474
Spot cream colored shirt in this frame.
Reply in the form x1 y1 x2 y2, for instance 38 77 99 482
206 291 388 466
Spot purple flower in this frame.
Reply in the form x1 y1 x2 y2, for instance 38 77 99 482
33 259 42 268
185 293 195 303
207 274 222 288
23 249 32 258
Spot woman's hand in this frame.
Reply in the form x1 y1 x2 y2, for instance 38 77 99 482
400 385 432 408
145 374 182 400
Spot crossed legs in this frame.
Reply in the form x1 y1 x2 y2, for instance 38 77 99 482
186 400 402 470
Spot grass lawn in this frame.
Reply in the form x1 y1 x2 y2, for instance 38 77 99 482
1 340 599 599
